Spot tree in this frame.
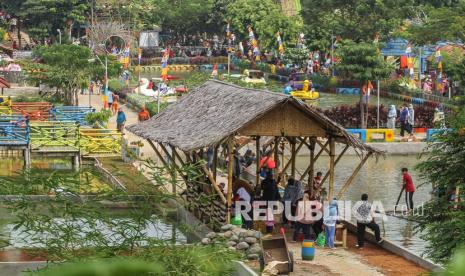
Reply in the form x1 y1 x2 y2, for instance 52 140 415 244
335 40 392 128
301 0 413 46
28 45 114 105
1 0 89 41
156 0 214 36
415 109 465 264
406 5 465 44
226 0 301 50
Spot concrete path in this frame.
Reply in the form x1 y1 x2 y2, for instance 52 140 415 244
77 92 156 161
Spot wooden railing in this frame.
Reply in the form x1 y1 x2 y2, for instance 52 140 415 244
0 115 29 146
80 129 122 156
12 102 53 121
29 121 80 151
51 106 95 126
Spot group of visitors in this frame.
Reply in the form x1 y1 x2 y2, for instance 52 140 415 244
386 103 416 141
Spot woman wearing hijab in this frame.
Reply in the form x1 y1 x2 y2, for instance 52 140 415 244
387 105 397 129
324 199 339 249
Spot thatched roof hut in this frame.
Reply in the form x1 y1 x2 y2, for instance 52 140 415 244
127 80 382 224
127 80 381 155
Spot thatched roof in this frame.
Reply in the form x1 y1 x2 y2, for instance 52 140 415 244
127 80 382 155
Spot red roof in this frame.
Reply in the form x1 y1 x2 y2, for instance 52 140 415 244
0 77 10 88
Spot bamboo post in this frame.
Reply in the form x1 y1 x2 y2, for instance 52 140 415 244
171 146 177 194
255 136 261 187
321 144 349 185
213 145 218 181
308 138 316 195
337 152 372 199
227 137 234 223
147 139 169 167
195 154 227 204
299 140 327 182
328 138 336 200
274 137 279 180
290 138 296 179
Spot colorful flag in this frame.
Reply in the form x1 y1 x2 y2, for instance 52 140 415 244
161 48 170 79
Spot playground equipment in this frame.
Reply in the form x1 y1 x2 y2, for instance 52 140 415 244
12 102 53 121
51 106 95 126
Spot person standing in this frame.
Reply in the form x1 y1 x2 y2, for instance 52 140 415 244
312 172 323 199
138 106 150 122
107 90 114 111
402 168 415 211
387 105 397 129
399 104 409 138
293 193 319 242
282 177 303 225
324 199 338 249
407 104 416 141
111 92 119 115
353 194 384 248
116 108 126 133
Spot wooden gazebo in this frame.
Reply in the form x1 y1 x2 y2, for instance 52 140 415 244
127 80 382 225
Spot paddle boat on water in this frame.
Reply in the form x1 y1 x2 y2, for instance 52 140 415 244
134 78 178 103
288 80 319 100
242 69 266 85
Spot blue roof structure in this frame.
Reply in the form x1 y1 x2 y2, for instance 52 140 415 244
381 38 410 56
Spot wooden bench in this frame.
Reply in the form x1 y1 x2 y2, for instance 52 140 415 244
335 223 347 248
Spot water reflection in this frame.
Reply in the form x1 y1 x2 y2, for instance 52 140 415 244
295 155 429 255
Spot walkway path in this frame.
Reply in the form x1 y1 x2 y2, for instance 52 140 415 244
77 92 156 161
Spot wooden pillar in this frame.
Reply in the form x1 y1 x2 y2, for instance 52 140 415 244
227 137 234 223
171 146 177 194
328 137 336 200
255 136 261 187
337 152 372 199
212 145 218 181
290 138 296 179
308 138 316 195
23 147 31 169
274 137 279 180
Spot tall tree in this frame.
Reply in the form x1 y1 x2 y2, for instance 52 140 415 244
28 45 102 105
335 40 392 128
406 4 465 44
301 0 414 46
415 109 465 264
226 0 301 50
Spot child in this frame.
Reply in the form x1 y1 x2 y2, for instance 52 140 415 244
323 199 338 249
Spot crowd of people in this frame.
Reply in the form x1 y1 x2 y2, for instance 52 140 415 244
386 103 417 141
221 145 420 249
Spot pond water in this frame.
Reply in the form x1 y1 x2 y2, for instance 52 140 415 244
142 70 404 110
0 158 187 249
295 154 429 256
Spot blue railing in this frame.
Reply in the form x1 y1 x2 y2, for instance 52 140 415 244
0 115 30 146
51 106 95 126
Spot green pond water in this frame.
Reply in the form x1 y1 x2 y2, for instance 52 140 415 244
295 155 429 255
142 70 404 110
0 158 187 249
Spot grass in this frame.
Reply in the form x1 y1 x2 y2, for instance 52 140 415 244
98 157 158 195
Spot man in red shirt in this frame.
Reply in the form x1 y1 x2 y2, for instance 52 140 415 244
402 168 415 211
